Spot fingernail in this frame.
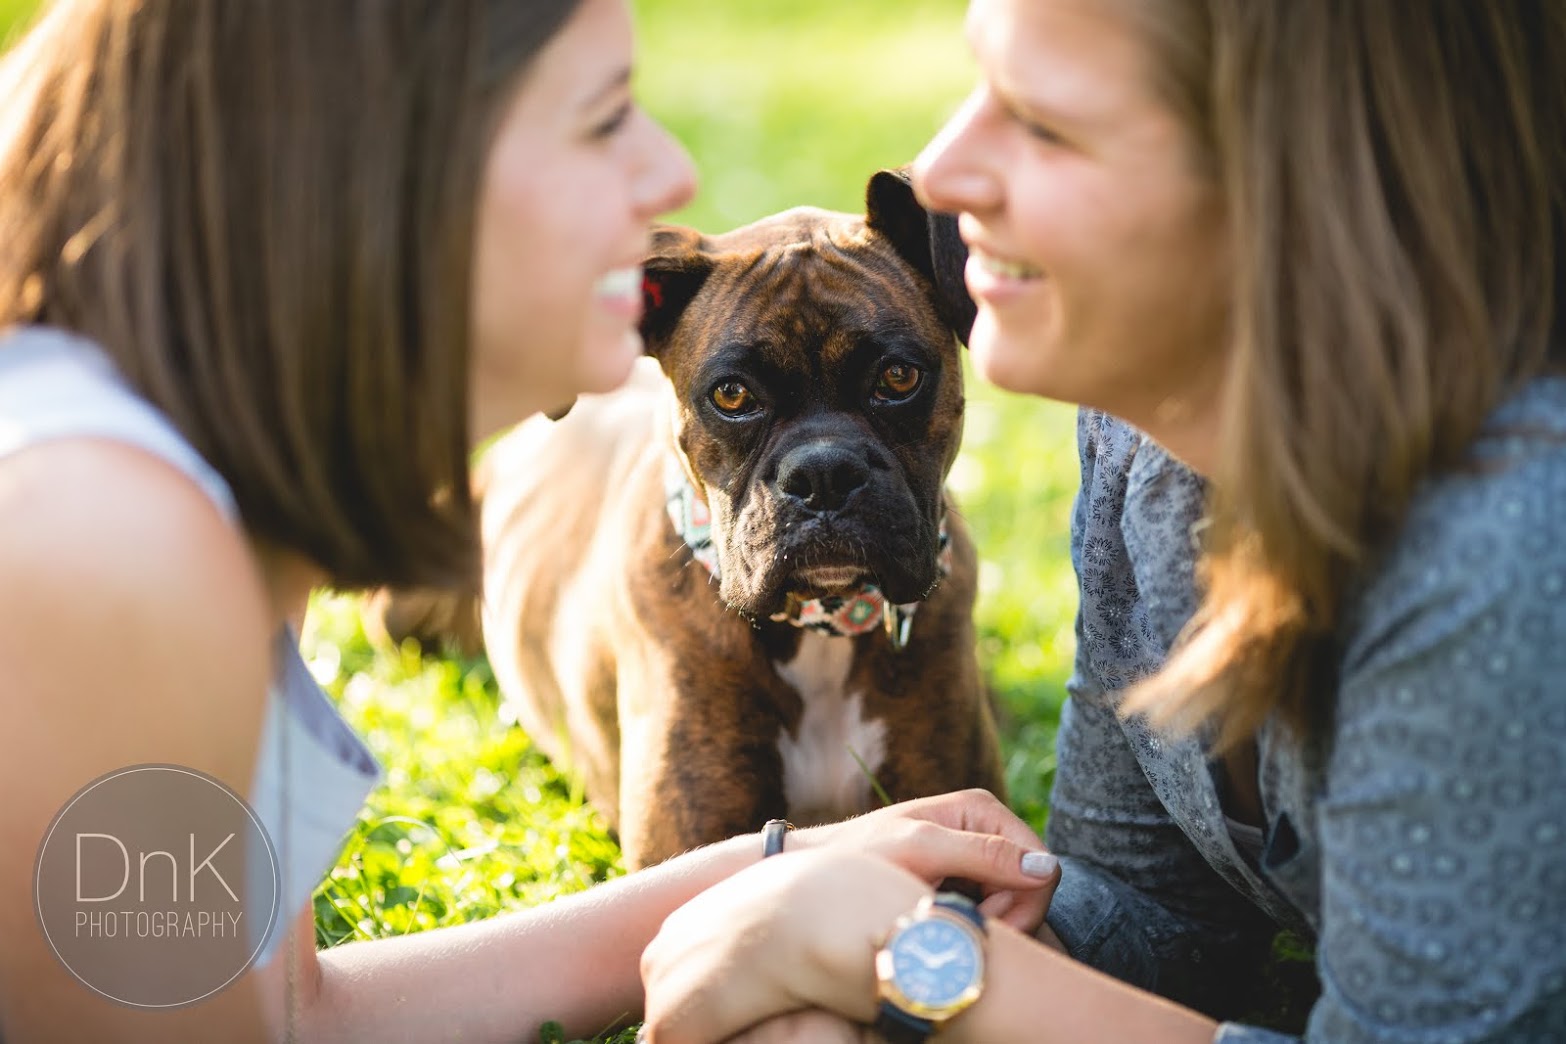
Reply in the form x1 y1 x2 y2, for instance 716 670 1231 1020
635 1028 649 1044
1021 851 1059 878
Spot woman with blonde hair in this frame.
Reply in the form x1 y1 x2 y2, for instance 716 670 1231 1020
0 1 1060 1039
638 1 1566 1041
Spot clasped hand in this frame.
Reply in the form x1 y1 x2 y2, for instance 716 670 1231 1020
639 789 1061 1044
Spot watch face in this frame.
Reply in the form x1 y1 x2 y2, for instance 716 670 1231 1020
887 916 982 1009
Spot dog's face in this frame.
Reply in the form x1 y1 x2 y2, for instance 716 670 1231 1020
640 171 975 618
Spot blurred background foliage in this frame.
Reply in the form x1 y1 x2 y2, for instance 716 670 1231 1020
0 0 31 43
1 1 1082 1038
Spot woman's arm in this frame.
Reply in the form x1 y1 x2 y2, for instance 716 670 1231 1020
297 832 763 1041
1274 444 1566 1043
298 790 1058 1042
639 848 1217 1044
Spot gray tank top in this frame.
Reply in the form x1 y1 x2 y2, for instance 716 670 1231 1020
0 326 380 968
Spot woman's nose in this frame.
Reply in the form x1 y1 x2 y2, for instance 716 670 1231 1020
637 117 698 220
913 86 1002 218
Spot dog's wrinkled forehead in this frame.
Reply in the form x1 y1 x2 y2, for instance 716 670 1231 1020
640 172 975 380
695 211 945 363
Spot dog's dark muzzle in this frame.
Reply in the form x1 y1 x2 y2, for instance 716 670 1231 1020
775 438 872 515
756 437 942 606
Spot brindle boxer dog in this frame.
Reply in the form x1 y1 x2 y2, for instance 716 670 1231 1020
383 170 1000 869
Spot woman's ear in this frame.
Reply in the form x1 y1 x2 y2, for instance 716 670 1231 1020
865 168 977 346
641 225 716 358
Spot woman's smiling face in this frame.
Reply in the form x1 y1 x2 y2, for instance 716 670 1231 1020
468 0 697 441
914 0 1231 468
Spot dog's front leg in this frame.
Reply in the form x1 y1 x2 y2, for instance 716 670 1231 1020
614 667 790 870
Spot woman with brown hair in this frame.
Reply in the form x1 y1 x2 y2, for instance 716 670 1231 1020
638 0 1566 1041
0 0 1062 1040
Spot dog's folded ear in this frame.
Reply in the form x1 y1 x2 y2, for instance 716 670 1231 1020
641 225 716 358
866 168 977 347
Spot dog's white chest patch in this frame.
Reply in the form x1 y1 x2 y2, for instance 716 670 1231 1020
773 632 887 824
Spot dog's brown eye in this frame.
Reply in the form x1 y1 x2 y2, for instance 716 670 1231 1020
874 363 922 401
711 381 754 414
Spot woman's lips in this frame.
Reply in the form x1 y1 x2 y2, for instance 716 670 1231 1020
965 247 1044 303
594 265 644 320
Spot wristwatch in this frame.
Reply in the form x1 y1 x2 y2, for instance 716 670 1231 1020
872 892 987 1043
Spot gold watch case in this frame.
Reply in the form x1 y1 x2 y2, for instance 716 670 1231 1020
874 894 987 1022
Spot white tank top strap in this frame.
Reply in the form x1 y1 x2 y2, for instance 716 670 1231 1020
0 326 240 521
0 325 380 968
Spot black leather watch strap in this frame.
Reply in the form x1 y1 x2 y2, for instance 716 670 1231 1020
872 1001 934 1044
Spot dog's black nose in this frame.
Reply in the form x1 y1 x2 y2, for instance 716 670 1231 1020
777 441 870 512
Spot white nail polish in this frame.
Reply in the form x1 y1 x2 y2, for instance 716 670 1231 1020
1021 851 1059 878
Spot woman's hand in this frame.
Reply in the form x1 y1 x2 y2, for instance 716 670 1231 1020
640 849 926 1044
791 789 1060 934
640 791 1062 1043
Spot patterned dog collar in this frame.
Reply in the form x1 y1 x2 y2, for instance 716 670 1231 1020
663 457 950 649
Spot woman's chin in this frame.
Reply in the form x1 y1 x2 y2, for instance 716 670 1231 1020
970 329 1053 398
576 329 645 395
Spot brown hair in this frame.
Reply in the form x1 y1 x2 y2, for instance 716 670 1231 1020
0 0 582 588
1118 1 1566 744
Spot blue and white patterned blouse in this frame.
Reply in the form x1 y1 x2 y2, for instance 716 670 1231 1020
1044 389 1566 1042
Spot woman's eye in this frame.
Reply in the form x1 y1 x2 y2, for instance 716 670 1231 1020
1021 118 1064 145
873 363 923 402
1006 104 1064 146
711 381 755 415
590 102 633 141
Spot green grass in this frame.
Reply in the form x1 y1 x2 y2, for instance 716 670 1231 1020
300 602 626 947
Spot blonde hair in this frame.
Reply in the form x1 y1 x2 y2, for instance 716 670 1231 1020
0 0 582 588
1121 1 1566 744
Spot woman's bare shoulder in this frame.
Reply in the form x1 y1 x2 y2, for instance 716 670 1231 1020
0 435 275 779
